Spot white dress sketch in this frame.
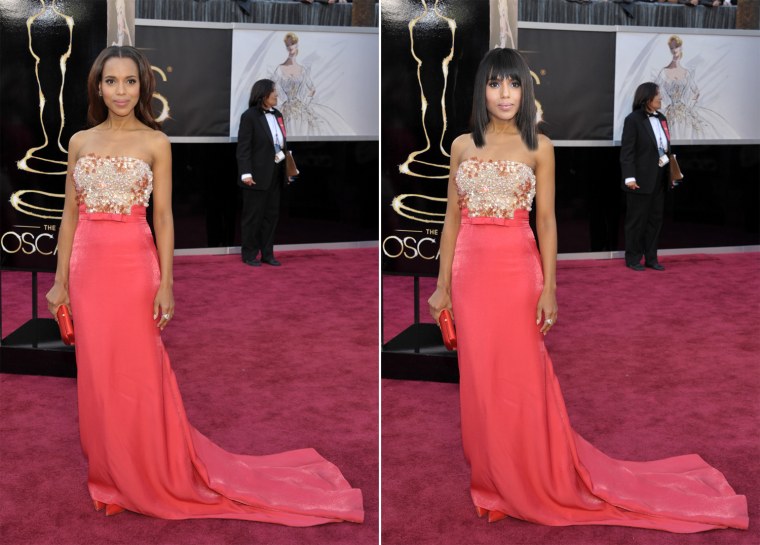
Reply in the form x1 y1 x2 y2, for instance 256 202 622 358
271 32 353 137
653 35 736 140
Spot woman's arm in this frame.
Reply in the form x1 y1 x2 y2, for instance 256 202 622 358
151 132 175 330
427 134 466 321
534 134 558 335
45 133 83 317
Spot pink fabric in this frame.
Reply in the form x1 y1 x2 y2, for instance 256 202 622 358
68 204 363 526
451 217 748 533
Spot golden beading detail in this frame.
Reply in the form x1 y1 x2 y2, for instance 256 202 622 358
74 154 152 214
456 158 535 219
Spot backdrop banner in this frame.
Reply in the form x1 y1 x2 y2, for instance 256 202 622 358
381 18 759 276
138 24 232 137
381 0 491 276
519 27 616 142
0 1 105 271
230 26 378 141
614 30 760 144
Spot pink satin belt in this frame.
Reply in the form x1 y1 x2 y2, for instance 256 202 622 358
78 205 147 223
460 208 530 226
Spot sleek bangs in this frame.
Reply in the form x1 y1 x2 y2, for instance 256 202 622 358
484 53 524 88
470 48 538 150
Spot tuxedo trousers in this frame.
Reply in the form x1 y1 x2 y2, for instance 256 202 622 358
241 162 283 261
624 166 666 266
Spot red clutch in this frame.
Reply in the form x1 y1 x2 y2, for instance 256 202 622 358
438 309 457 351
57 305 75 345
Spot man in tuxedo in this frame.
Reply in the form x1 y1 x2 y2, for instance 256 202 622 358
236 78 289 267
620 81 672 271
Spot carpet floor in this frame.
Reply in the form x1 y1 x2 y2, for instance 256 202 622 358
382 253 759 545
1 249 378 545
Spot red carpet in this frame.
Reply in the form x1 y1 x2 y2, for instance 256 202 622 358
382 253 759 545
1 249 378 545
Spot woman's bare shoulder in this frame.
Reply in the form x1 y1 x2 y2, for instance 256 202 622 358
537 133 554 150
68 129 97 159
451 133 473 159
451 133 473 164
145 129 170 162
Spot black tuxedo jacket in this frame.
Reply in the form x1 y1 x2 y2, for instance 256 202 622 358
236 107 288 191
620 109 671 195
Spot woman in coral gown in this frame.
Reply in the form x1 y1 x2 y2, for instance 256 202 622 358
45 45 363 526
427 48 747 533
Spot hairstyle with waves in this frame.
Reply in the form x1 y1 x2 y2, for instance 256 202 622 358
86 46 160 130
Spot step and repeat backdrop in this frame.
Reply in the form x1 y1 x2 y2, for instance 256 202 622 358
1 4 378 272
137 21 378 141
0 1 106 271
381 4 760 276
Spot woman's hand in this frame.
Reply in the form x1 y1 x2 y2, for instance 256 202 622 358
45 281 70 320
153 285 175 330
428 287 453 324
536 289 558 336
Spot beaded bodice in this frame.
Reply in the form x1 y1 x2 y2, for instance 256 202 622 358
455 158 536 219
73 154 153 214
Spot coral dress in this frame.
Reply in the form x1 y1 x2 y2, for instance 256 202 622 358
68 154 363 525
451 157 747 533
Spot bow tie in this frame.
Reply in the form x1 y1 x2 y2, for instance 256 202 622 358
647 112 658 118
263 109 275 115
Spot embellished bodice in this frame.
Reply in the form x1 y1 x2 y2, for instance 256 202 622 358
455 158 536 219
73 154 153 214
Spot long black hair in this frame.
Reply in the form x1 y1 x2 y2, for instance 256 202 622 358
471 48 538 150
632 82 659 112
248 78 275 109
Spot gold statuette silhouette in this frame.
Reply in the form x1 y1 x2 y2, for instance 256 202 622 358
398 0 456 180
16 0 73 176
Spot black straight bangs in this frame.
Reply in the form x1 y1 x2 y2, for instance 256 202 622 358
485 62 522 88
470 48 538 150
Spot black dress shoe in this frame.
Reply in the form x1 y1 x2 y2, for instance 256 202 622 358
244 258 262 267
646 263 665 271
626 263 645 271
262 258 281 267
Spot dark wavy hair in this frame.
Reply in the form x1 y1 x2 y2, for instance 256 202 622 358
632 82 659 112
86 46 159 129
248 79 275 109
471 48 538 150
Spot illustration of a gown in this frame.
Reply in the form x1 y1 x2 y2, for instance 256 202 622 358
451 157 748 533
272 64 353 137
68 154 364 526
655 69 737 140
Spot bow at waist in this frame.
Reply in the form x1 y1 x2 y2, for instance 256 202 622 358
460 208 530 226
78 205 147 222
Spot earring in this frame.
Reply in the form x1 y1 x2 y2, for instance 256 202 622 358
98 89 102 97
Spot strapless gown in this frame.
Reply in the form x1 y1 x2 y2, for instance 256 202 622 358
68 154 363 525
451 157 747 532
